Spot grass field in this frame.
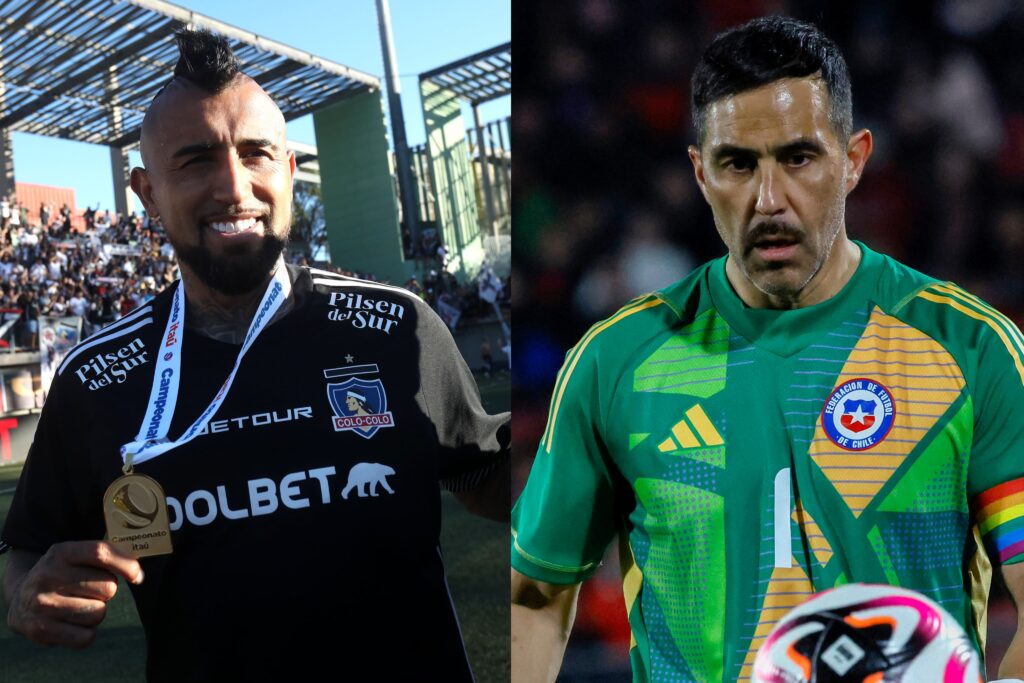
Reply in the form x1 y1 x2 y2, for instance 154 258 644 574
0 372 510 682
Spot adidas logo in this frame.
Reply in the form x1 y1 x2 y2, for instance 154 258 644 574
657 404 723 451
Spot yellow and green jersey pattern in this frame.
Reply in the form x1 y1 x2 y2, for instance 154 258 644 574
512 243 1024 682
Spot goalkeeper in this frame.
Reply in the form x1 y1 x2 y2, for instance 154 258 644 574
512 15 1024 682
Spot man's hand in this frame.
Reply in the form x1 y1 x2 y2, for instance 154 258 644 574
4 541 144 649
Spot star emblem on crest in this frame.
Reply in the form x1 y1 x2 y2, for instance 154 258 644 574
846 403 869 425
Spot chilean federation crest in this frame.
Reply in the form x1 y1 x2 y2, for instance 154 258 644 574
821 378 896 451
324 363 395 439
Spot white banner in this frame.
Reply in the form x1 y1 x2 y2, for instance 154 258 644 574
103 244 140 257
0 309 21 343
436 295 461 330
477 264 503 304
39 315 82 397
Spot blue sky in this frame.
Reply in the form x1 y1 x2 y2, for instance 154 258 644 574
9 0 510 213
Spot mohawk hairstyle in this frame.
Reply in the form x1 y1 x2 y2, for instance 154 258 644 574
171 28 241 92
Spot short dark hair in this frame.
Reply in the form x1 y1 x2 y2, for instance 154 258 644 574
691 16 852 144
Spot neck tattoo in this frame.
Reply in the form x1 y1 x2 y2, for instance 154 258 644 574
187 298 256 345
185 276 294 345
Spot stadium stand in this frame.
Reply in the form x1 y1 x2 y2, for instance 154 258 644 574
0 196 508 353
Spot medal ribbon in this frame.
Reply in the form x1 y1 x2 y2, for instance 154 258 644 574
120 264 291 469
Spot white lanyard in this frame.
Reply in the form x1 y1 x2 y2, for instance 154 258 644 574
120 264 291 468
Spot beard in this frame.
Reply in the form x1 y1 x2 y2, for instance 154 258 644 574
733 189 847 299
175 231 287 296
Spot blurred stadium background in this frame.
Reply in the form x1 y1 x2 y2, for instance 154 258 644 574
0 0 510 680
512 0 1024 680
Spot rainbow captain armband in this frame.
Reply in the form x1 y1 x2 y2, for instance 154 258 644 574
974 478 1024 565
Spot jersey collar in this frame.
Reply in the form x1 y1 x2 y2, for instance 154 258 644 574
707 241 883 357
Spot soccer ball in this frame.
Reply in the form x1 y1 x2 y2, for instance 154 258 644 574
753 583 982 682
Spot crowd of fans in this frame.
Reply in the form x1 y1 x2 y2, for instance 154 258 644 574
513 1 1024 679
0 200 176 348
0 196 508 353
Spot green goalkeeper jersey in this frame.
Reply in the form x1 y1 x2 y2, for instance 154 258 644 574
513 243 1024 682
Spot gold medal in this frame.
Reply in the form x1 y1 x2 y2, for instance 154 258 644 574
103 468 173 558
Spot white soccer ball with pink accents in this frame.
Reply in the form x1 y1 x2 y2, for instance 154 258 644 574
753 583 982 682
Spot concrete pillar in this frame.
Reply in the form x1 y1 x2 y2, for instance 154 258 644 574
473 104 497 242
314 90 411 285
495 119 511 220
110 145 132 217
0 42 14 201
106 66 133 216
420 78 482 282
0 129 14 202
375 0 419 253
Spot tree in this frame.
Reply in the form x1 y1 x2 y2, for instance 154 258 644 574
290 180 329 261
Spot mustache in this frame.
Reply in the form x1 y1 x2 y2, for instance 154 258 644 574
744 221 804 252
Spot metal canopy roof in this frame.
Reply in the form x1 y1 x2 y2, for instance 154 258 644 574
419 42 510 106
0 0 380 149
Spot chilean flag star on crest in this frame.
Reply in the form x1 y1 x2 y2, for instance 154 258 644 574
821 378 896 451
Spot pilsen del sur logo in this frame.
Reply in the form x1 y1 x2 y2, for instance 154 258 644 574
326 291 405 335
323 363 395 439
75 337 149 390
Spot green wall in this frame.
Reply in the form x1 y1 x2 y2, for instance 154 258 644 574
313 91 412 284
420 79 485 281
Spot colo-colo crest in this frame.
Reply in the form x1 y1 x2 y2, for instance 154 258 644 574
324 363 395 439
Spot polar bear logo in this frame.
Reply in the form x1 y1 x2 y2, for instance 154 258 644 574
342 463 396 499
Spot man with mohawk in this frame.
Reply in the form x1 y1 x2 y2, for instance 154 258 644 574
2 29 508 682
